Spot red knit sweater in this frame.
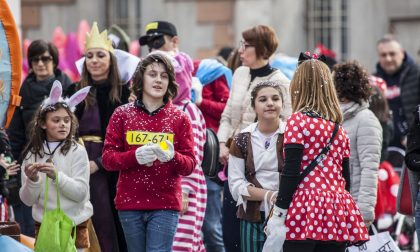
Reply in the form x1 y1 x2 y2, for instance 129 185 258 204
102 102 196 211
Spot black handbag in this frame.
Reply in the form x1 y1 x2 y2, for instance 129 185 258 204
202 129 225 186
202 129 220 177
181 102 224 185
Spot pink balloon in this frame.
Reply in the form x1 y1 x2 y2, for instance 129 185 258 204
51 27 67 71
129 41 140 57
52 26 67 50
77 20 90 53
22 39 32 58
64 32 82 80
22 39 32 75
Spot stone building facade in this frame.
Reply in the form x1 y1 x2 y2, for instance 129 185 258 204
11 0 420 71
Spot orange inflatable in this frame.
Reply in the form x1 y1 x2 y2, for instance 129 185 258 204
0 0 22 128
20 234 35 249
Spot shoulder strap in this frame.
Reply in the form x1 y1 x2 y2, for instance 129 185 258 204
182 101 189 112
43 171 60 212
298 123 339 183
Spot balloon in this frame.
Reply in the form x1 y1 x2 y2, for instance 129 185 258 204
77 19 90 53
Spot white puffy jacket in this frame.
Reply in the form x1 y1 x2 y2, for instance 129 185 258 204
341 101 382 223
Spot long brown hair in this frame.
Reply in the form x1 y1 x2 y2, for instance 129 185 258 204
290 60 343 123
22 103 79 160
131 53 178 102
79 52 122 108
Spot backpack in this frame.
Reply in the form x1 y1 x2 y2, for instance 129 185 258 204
182 103 223 185
202 128 223 181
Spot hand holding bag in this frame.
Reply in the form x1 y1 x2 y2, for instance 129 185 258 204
35 174 77 252
347 225 401 252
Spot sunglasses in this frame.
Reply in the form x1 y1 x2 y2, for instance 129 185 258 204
31 55 53 64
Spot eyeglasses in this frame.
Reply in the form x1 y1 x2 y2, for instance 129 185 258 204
239 40 254 49
31 55 53 64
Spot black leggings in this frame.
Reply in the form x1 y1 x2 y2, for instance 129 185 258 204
283 240 347 252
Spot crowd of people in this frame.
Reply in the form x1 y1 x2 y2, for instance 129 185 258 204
0 18 420 252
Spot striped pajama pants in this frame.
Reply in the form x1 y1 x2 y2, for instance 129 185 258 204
240 214 266 252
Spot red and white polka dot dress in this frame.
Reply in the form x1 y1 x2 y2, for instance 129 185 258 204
284 112 369 243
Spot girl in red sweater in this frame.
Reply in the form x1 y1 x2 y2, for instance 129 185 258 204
102 53 197 252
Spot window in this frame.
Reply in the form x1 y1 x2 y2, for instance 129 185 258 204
307 0 348 59
107 0 142 40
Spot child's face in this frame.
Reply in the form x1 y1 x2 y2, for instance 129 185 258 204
42 108 71 142
254 87 282 121
142 62 169 102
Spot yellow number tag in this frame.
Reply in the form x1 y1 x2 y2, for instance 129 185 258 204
126 131 174 145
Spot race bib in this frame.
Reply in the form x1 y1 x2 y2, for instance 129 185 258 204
126 131 174 145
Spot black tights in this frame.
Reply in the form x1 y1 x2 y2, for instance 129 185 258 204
283 240 347 252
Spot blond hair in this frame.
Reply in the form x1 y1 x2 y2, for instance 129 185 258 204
290 60 343 123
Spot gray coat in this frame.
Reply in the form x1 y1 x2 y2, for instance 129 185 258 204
341 101 383 222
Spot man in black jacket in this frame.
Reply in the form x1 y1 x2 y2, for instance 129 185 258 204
375 35 420 149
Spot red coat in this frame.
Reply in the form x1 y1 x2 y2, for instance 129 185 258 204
102 102 197 211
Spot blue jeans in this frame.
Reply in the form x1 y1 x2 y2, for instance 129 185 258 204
118 210 179 252
202 177 225 252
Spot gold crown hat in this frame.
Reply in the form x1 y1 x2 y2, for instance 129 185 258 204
85 22 114 52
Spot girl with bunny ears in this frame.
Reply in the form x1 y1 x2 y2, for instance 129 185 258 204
19 81 94 251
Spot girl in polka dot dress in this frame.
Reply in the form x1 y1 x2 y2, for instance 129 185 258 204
265 54 369 252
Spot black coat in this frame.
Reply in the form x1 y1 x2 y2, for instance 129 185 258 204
375 55 420 127
7 69 72 161
405 105 420 171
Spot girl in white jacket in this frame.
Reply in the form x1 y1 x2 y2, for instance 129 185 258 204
19 81 93 251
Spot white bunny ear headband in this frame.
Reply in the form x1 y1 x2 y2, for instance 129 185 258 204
40 80 91 112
